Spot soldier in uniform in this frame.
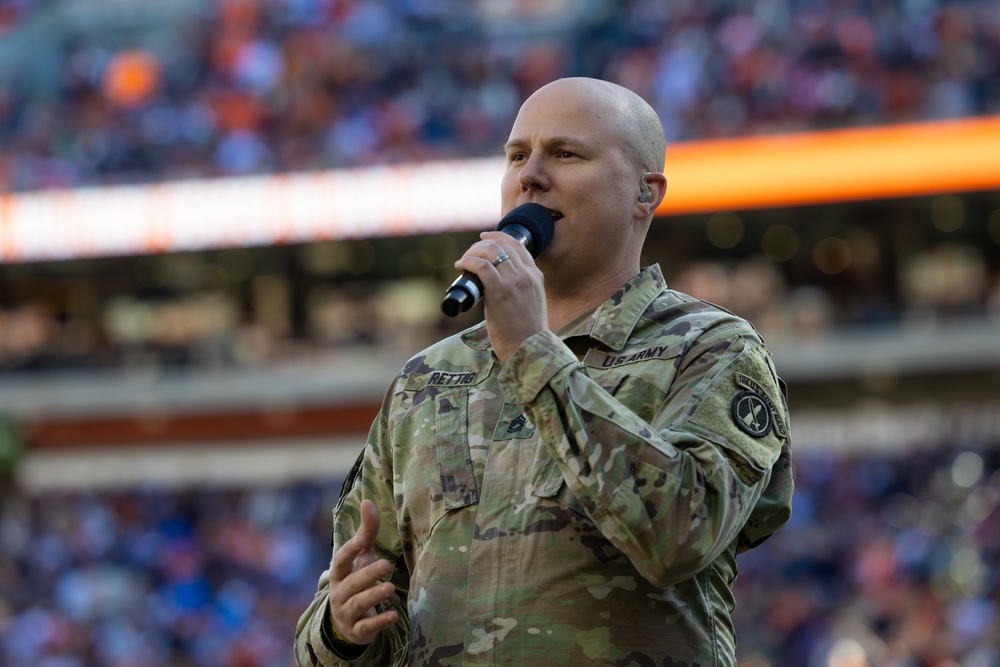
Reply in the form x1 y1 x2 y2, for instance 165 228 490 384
295 77 794 666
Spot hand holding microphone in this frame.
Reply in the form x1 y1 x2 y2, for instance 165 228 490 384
440 203 555 317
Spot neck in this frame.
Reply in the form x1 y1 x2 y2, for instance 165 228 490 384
545 264 640 332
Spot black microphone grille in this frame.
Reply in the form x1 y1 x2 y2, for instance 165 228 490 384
496 203 555 257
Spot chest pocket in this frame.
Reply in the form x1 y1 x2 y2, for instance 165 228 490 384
528 347 679 515
596 374 670 425
583 342 683 424
397 364 492 539
434 389 479 510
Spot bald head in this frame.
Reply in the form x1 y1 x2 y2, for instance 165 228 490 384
523 78 666 173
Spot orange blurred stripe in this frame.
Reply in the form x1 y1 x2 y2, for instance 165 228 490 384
658 115 1000 215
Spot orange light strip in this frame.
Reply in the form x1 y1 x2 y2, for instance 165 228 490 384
657 115 1000 216
1 116 998 263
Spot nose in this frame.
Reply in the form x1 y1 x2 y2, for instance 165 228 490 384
517 152 549 192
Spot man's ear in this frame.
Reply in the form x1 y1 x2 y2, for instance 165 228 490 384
635 171 667 220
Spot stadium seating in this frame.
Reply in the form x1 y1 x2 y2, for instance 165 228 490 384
0 1 998 665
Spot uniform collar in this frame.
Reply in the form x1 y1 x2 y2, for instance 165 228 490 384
462 265 667 353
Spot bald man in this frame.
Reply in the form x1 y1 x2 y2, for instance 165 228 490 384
295 78 793 667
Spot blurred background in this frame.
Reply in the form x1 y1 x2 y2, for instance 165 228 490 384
1 0 999 665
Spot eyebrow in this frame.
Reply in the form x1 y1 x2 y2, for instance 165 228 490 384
503 136 592 154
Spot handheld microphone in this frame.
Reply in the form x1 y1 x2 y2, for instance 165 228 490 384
440 203 555 317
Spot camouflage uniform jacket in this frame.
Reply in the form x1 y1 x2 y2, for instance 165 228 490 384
295 264 793 667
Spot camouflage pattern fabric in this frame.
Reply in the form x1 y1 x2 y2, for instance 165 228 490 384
295 264 794 667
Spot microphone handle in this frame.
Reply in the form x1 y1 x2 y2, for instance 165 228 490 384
440 227 531 317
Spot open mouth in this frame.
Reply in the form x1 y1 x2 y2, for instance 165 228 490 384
547 209 564 222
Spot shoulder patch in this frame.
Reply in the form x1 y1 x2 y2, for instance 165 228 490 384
736 373 788 439
732 390 772 438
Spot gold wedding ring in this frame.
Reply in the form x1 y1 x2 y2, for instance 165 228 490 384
491 253 510 267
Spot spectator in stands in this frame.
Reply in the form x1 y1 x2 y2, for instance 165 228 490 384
293 77 793 666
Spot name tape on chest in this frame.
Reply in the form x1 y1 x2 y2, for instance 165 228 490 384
426 370 480 387
404 362 494 391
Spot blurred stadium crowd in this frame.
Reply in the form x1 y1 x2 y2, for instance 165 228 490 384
0 479 336 667
0 0 998 191
1 442 999 667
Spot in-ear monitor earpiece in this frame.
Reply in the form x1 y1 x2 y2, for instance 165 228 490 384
638 173 652 203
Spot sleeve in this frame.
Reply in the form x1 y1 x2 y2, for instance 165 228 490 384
498 326 789 588
294 386 411 667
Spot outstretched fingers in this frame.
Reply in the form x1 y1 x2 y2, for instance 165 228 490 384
328 499 398 645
